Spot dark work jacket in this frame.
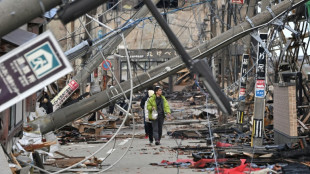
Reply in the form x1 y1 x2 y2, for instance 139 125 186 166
156 97 164 116
140 93 149 109
40 101 53 114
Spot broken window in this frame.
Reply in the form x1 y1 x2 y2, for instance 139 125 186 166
134 0 178 10
156 0 178 8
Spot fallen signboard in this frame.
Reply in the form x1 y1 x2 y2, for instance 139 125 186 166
231 0 244 4
51 79 79 111
0 30 72 112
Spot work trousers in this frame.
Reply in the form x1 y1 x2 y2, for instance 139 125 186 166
152 115 164 141
143 110 148 134
146 122 153 142
143 111 153 142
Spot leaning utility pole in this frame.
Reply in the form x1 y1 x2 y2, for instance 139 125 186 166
210 1 217 79
0 0 62 37
51 0 160 111
81 9 97 94
237 0 257 130
252 0 270 147
29 0 306 134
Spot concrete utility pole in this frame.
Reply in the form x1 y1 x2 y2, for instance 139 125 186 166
210 1 218 79
51 0 160 110
237 0 257 130
209 1 228 124
252 0 270 147
81 9 97 94
219 1 227 124
29 0 306 134
100 5 109 90
0 0 62 37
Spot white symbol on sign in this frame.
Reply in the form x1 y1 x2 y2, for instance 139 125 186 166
25 42 62 79
257 64 265 73
257 84 264 88
27 49 52 76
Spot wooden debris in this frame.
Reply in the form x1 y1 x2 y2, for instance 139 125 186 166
52 157 84 168
302 112 310 124
10 153 21 169
298 119 308 130
23 141 57 152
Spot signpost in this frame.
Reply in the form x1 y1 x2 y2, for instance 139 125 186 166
101 60 112 70
0 31 72 112
252 32 268 146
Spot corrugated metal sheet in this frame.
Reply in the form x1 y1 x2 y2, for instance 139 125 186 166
44 8 57 19
2 28 37 46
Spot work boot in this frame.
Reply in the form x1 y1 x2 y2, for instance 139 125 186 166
149 137 153 144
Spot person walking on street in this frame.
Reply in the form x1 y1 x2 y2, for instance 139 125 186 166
147 86 171 145
140 87 154 139
143 90 154 143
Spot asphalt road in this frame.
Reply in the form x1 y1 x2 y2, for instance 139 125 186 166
44 124 210 174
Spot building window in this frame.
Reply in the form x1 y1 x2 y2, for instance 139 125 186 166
156 0 178 8
135 0 178 10
107 0 119 10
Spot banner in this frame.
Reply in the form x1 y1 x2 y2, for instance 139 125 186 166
118 49 177 59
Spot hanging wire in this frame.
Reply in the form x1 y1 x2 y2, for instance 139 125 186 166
194 79 219 174
57 0 215 43
222 62 257 94
20 7 136 173
163 124 183 174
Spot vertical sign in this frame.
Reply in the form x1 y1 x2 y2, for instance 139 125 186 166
239 54 249 101
255 33 267 98
237 54 249 124
0 31 72 112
